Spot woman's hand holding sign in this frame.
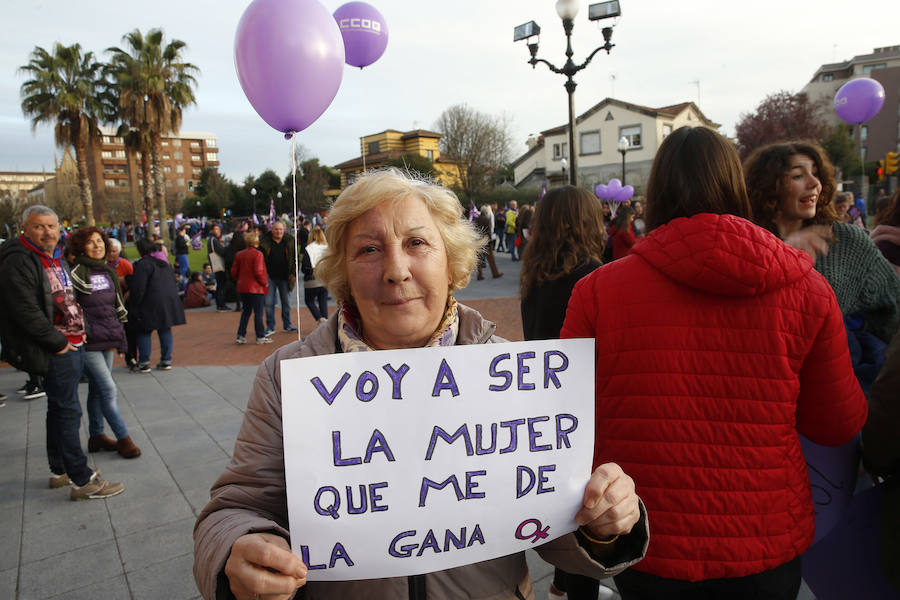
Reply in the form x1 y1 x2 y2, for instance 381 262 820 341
225 533 307 599
575 463 640 541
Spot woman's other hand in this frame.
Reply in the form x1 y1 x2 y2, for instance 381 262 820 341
783 225 834 260
225 533 307 600
575 463 640 540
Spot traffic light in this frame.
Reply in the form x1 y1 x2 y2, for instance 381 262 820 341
188 180 194 191
886 152 899 175
877 160 885 182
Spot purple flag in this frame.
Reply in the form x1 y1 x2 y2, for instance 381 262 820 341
269 198 276 229
252 213 259 225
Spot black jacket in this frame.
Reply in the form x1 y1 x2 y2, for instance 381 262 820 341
520 260 600 341
259 230 297 281
0 238 70 374
127 255 187 332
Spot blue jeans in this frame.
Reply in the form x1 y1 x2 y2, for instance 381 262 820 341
506 232 518 260
44 345 93 486
238 293 266 339
175 253 190 278
265 278 292 330
304 286 329 321
84 349 129 439
136 328 173 365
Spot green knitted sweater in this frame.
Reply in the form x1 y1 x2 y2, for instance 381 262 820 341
815 222 900 342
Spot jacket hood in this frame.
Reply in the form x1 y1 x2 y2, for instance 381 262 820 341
0 236 28 261
631 213 813 297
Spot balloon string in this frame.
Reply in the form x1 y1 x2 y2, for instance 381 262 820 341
291 133 302 345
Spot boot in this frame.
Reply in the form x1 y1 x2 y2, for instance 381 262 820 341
116 436 142 459
88 434 118 453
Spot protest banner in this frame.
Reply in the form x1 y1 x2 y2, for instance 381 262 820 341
280 338 595 581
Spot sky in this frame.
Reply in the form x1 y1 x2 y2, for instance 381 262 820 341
2 0 898 182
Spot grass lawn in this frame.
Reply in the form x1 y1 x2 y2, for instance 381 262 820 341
122 244 210 274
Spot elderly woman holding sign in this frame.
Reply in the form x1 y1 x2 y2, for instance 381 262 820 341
193 169 648 600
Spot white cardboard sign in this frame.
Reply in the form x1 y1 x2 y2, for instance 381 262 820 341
280 338 595 581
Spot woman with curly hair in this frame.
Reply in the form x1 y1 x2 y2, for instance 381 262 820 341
744 141 900 344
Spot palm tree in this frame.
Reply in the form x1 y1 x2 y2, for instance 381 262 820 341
20 43 106 226
107 29 198 245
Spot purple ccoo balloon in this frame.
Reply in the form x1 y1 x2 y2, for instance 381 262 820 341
235 0 345 134
834 78 885 125
333 2 389 68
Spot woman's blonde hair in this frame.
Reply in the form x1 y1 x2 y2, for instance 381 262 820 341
243 230 259 246
310 225 326 245
317 169 484 304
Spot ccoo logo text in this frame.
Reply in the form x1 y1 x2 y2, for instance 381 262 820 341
339 18 382 34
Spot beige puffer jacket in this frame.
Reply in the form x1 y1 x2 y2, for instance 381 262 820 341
193 304 648 599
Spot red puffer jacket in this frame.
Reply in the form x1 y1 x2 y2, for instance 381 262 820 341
561 213 867 582
231 247 268 295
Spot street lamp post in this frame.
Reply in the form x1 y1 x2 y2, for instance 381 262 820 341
617 135 629 183
515 0 622 186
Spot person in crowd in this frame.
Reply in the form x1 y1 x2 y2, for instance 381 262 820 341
297 217 311 254
301 224 329 323
231 230 271 345
494 201 507 252
207 224 229 311
225 221 248 312
505 200 519 261
128 238 186 373
871 188 900 276
744 141 900 344
201 263 217 300
861 326 900 593
475 205 503 280
148 234 170 263
184 271 212 309
260 220 297 335
608 205 636 261
106 238 133 282
68 227 141 459
520 186 612 599
517 203 534 258
174 224 191 278
194 169 648 600
631 200 646 237
0 205 125 499
562 127 867 598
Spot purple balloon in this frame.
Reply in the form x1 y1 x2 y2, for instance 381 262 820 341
607 178 623 195
615 185 635 203
333 2 389 68
594 183 609 199
834 78 885 124
235 0 345 134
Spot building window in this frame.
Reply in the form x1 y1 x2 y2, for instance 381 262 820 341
662 124 673 139
103 135 112 144
426 149 434 160
162 140 169 147
104 179 115 188
192 154 202 162
860 126 868 142
206 153 217 162
172 139 181 147
164 166 172 173
553 142 568 159
101 151 112 159
177 178 185 187
823 73 834 82
163 153 170 160
863 63 886 75
176 165 184 173
619 125 642 149
206 139 217 147
193 170 202 177
174 151 182 160
580 131 601 155
118 180 128 187
367 141 379 154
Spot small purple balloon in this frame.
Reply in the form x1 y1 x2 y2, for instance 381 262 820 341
607 178 623 195
834 78 885 124
333 2 389 68
615 185 635 203
595 183 609 199
235 0 345 134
